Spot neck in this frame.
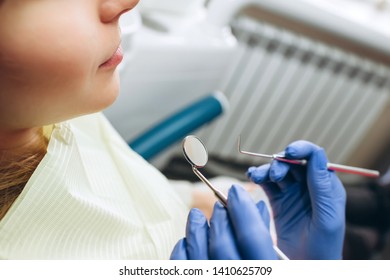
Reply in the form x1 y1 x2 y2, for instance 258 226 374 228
0 127 43 152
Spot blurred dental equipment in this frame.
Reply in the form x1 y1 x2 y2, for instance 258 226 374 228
182 135 289 260
130 92 228 160
238 136 380 178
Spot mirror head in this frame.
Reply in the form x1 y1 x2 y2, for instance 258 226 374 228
182 135 208 168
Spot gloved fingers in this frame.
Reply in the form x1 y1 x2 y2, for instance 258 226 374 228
227 185 277 259
247 164 281 199
284 140 320 182
287 164 307 184
284 140 322 159
285 140 345 200
249 161 297 197
247 164 271 184
269 160 296 191
256 200 271 231
306 147 332 204
289 142 346 229
170 239 188 260
308 149 346 225
209 202 241 259
186 208 209 260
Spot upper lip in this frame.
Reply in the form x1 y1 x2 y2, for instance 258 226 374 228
100 42 121 66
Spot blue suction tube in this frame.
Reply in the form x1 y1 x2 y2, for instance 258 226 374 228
129 92 229 160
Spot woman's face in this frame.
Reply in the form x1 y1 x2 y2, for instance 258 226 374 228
0 0 139 129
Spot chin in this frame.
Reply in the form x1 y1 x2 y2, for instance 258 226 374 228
95 71 121 110
97 89 120 112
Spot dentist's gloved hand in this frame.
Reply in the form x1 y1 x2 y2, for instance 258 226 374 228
208 185 277 259
170 208 209 260
171 185 277 260
247 141 346 259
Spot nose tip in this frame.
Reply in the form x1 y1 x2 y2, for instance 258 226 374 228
100 0 140 23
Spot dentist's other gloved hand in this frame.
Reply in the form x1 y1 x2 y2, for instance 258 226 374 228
170 185 277 260
209 185 277 259
170 208 209 260
247 141 346 259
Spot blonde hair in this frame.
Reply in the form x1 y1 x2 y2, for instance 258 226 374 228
0 129 48 219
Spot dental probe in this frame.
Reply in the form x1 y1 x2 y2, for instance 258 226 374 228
238 136 380 178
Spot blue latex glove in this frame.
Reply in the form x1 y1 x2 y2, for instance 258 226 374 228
247 141 346 259
170 208 209 260
171 186 277 260
208 185 277 260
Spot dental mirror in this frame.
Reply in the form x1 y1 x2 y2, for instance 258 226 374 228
182 135 208 168
182 135 289 260
182 135 227 207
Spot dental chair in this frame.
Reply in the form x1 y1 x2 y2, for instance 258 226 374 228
128 92 228 161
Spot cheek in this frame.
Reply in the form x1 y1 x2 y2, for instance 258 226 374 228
1 2 99 90
0 20 104 116
1 28 97 93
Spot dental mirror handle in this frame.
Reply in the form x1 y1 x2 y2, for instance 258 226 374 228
192 167 228 207
273 245 289 260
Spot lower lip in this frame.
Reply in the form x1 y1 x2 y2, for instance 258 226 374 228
99 46 123 69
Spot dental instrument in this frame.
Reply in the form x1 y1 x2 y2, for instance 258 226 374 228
182 135 228 207
238 136 380 178
182 135 289 260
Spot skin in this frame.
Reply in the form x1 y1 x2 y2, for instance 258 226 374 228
0 0 139 151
